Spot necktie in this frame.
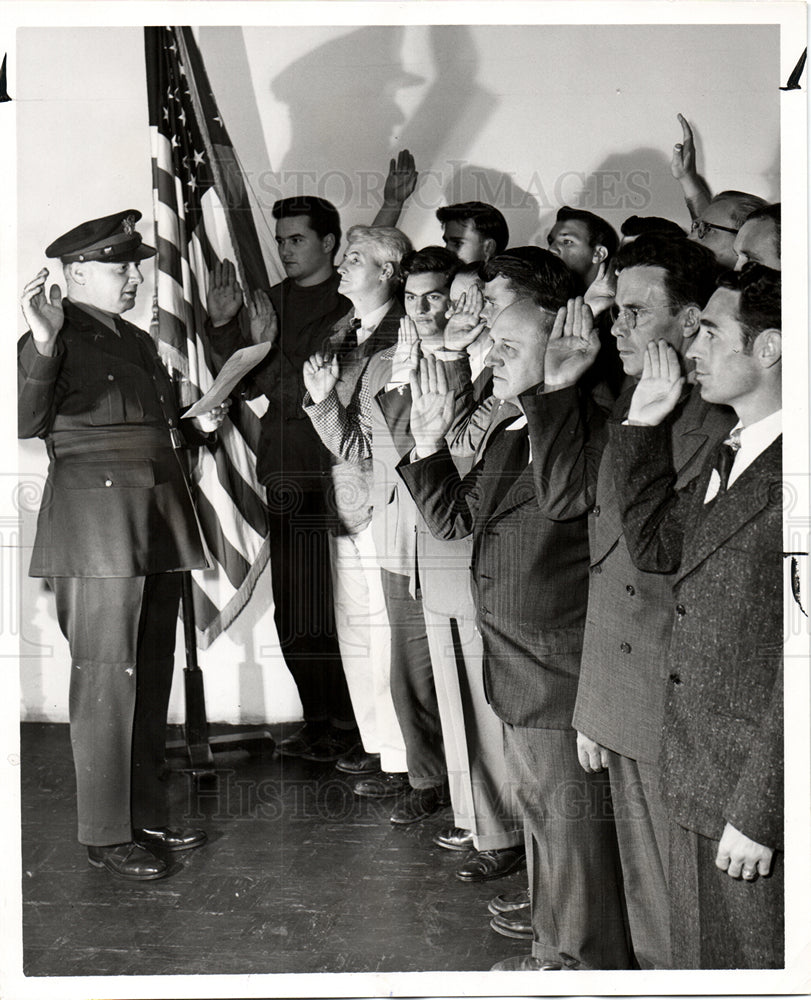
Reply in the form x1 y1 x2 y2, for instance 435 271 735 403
336 317 361 358
714 429 742 493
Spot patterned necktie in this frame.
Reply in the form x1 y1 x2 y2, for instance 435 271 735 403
714 428 742 493
336 317 361 358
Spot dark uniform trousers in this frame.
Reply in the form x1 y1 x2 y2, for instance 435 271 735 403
53 573 183 846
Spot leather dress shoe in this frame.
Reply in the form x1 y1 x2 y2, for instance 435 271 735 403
87 842 169 880
276 723 326 758
299 730 356 763
134 826 207 852
335 746 381 775
456 846 526 882
490 904 532 940
354 771 410 798
488 886 530 915
390 785 445 825
489 954 563 971
432 826 474 851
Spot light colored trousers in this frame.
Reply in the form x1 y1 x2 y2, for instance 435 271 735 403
329 526 407 773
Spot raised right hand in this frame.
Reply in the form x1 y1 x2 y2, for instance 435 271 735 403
670 112 697 182
443 284 487 352
543 298 600 389
409 354 455 456
21 269 64 350
207 258 243 327
303 350 340 404
627 340 684 426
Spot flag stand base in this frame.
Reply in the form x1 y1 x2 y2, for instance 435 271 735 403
165 572 276 779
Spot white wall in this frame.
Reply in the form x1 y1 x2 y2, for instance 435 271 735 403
16 22 780 724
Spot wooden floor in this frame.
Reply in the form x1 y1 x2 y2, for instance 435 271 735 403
20 722 528 978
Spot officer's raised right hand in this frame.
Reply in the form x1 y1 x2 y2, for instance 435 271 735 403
22 268 64 354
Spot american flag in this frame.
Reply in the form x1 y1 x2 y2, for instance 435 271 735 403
144 26 283 648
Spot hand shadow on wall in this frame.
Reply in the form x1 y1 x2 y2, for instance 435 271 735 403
270 25 495 216
529 147 690 247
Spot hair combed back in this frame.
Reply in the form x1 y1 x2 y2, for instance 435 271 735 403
615 233 720 310
345 225 413 278
481 248 578 313
272 196 342 248
436 201 509 255
716 262 781 349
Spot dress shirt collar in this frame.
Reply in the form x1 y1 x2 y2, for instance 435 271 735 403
726 408 782 489
356 299 394 345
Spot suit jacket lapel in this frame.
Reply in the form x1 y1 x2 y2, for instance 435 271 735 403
677 436 782 584
476 421 536 524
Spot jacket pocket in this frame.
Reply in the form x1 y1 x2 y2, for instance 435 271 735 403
55 460 155 490
87 377 146 425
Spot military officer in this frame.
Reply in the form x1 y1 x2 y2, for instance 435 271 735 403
19 210 228 881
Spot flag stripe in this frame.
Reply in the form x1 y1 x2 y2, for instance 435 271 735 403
145 25 274 649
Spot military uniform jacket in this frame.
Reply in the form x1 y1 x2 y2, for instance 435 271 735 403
611 421 783 849
18 301 207 578
524 383 733 762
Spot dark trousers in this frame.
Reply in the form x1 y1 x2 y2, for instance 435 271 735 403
381 569 446 789
52 573 181 846
503 723 633 970
669 821 784 968
266 489 354 727
608 751 672 969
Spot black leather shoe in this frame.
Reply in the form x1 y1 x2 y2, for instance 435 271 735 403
456 846 526 882
335 746 381 775
390 786 444 825
488 886 530 915
87 842 169 880
299 731 355 763
354 771 410 798
134 826 207 852
432 826 474 851
276 723 325 758
490 904 532 939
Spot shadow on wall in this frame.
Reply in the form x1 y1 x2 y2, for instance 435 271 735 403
270 25 493 217
529 147 687 247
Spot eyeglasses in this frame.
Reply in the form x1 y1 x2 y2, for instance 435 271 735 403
609 304 648 329
609 303 679 330
690 218 739 240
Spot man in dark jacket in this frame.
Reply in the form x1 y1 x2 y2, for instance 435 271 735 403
398 299 631 971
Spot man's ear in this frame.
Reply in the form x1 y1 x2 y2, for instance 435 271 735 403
681 304 701 339
379 261 394 282
592 244 609 264
322 233 336 256
66 262 85 285
756 328 782 369
482 237 497 262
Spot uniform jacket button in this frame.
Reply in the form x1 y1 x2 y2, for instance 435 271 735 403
675 604 687 617
620 641 631 653
591 505 600 516
104 479 113 487
107 374 115 381
590 564 602 575
669 673 682 685
626 584 635 596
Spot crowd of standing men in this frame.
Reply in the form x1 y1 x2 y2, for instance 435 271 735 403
19 116 784 972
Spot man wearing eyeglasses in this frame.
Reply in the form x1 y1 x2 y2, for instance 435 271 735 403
687 191 767 269
522 233 732 968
